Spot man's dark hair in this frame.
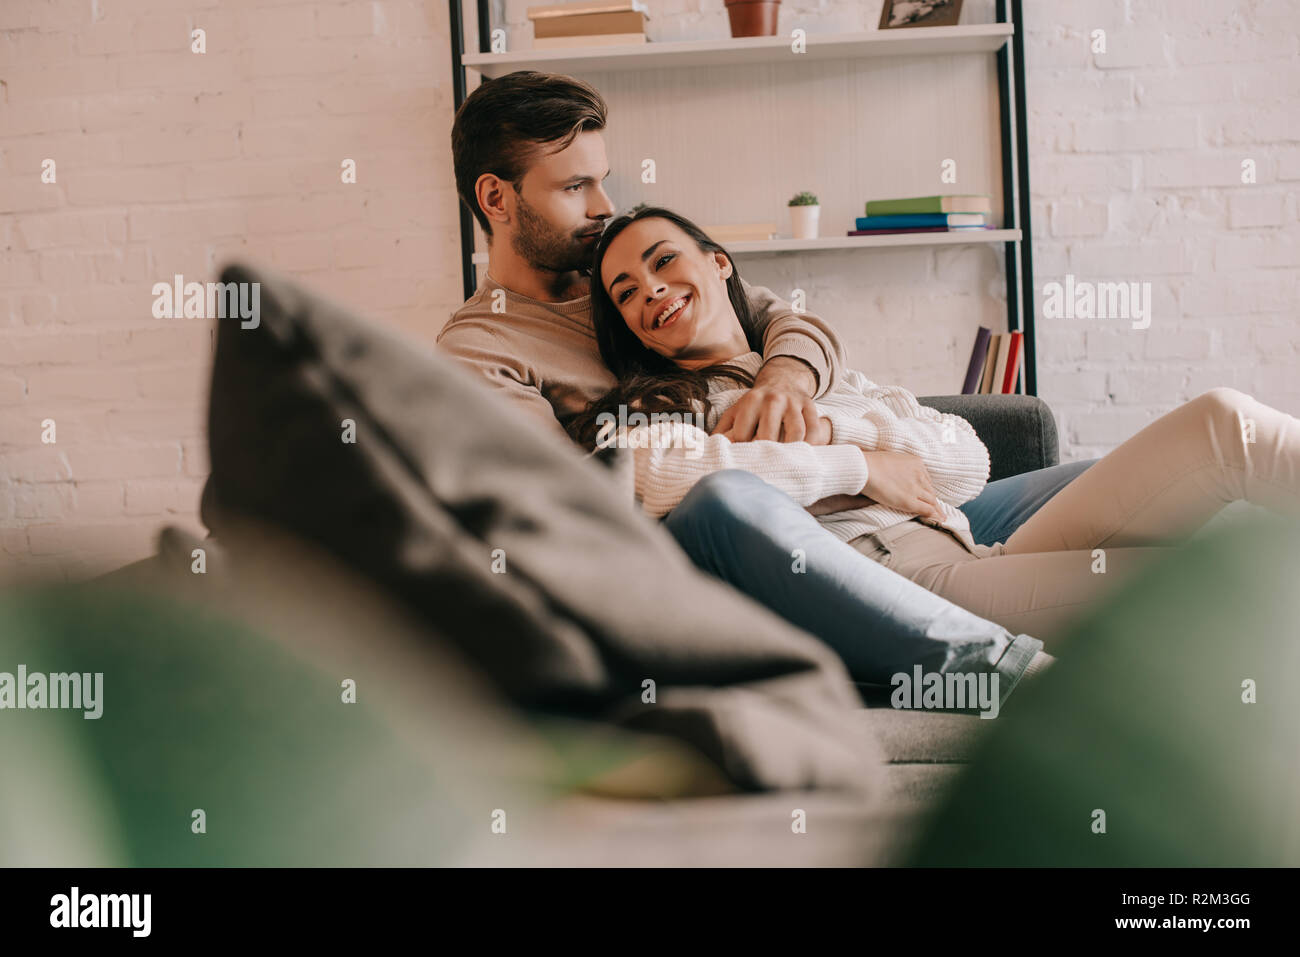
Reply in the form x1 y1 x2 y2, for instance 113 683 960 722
451 71 608 238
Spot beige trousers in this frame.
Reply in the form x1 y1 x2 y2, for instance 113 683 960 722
849 389 1300 648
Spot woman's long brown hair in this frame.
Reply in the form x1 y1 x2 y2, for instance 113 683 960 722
564 206 764 450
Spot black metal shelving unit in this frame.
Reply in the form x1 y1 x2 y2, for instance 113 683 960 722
448 0 1037 394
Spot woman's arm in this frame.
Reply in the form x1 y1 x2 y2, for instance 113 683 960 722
619 421 869 519
823 375 990 506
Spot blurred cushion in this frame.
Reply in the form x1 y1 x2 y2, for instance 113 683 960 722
907 514 1300 865
197 261 883 796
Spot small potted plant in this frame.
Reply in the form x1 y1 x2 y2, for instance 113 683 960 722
788 191 820 239
724 0 781 38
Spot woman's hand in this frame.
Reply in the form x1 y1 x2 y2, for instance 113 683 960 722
860 451 944 521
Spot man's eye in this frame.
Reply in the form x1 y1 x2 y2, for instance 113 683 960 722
566 184 583 192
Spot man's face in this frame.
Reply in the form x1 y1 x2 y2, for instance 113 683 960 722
508 129 616 274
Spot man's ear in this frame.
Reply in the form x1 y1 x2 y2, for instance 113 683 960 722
476 173 512 231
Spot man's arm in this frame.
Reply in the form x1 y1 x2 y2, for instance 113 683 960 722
714 278 848 444
740 277 846 399
436 324 570 441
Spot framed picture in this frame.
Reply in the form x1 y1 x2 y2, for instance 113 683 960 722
878 0 964 29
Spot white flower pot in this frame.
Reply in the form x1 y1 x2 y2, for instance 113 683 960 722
790 204 820 239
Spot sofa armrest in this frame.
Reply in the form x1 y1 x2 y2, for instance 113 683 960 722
917 394 1059 482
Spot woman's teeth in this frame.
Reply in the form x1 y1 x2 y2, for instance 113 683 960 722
654 296 688 329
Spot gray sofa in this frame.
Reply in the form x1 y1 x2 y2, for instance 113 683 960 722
60 261 1065 866
74 392 1055 867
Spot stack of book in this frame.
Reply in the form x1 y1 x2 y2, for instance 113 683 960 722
702 222 778 243
527 1 651 48
850 195 993 236
962 326 1024 395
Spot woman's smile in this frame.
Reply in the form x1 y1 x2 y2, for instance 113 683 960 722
650 293 691 331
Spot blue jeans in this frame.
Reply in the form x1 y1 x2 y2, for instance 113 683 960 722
960 459 1097 546
663 461 1095 701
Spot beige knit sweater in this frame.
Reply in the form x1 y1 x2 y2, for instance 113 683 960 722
607 351 991 547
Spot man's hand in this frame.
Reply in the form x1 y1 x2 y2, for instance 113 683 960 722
713 356 822 443
860 450 944 522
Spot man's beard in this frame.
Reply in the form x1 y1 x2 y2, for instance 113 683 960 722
510 192 593 275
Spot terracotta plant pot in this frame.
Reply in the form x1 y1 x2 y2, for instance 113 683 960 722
724 0 781 38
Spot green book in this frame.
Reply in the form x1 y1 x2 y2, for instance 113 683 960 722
865 195 993 216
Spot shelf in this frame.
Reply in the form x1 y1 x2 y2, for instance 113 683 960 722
469 229 1020 264
462 24 1013 77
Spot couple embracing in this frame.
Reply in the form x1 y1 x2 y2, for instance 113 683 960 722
440 71 1300 710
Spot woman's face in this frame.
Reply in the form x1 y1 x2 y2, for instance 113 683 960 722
599 217 745 366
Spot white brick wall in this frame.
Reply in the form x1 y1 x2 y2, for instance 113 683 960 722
1025 0 1300 461
3 0 1299 579
2 0 458 582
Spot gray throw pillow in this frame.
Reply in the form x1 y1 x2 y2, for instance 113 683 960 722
199 261 883 795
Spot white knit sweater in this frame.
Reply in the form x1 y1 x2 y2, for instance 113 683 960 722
602 351 991 547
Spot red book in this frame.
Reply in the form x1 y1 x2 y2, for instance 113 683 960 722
1000 332 1023 394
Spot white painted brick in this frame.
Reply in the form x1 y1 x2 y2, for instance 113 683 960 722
1228 192 1286 229
1033 155 1137 195
1209 106 1300 147
1143 328 1214 360
73 482 127 519
0 331 99 365
1179 273 1297 317
1145 153 1266 189
1073 115 1199 153
1174 32 1297 67
6 449 73 483
1137 69 1237 107
120 126 240 167
62 444 183 482
1253 323 1300 355
124 478 204 515
1213 237 1300 270
1039 368 1108 403
1106 367 1188 404
16 211 130 250
1069 242 1186 275
117 52 239 92
0 180 64 215
1092 31 1172 70
1049 201 1109 237
0 376 26 405
1069 408 1161 446
317 2 376 37
1084 330 1144 362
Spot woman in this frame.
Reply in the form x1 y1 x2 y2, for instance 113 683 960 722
568 206 1300 667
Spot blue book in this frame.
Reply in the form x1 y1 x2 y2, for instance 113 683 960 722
855 213 987 229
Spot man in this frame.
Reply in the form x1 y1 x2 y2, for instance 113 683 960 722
440 71 1092 690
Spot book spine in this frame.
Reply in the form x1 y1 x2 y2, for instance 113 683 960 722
1000 332 1023 394
980 334 1002 394
855 214 986 230
962 327 992 395
856 214 953 229
846 226 948 235
991 333 1012 396
865 196 993 216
